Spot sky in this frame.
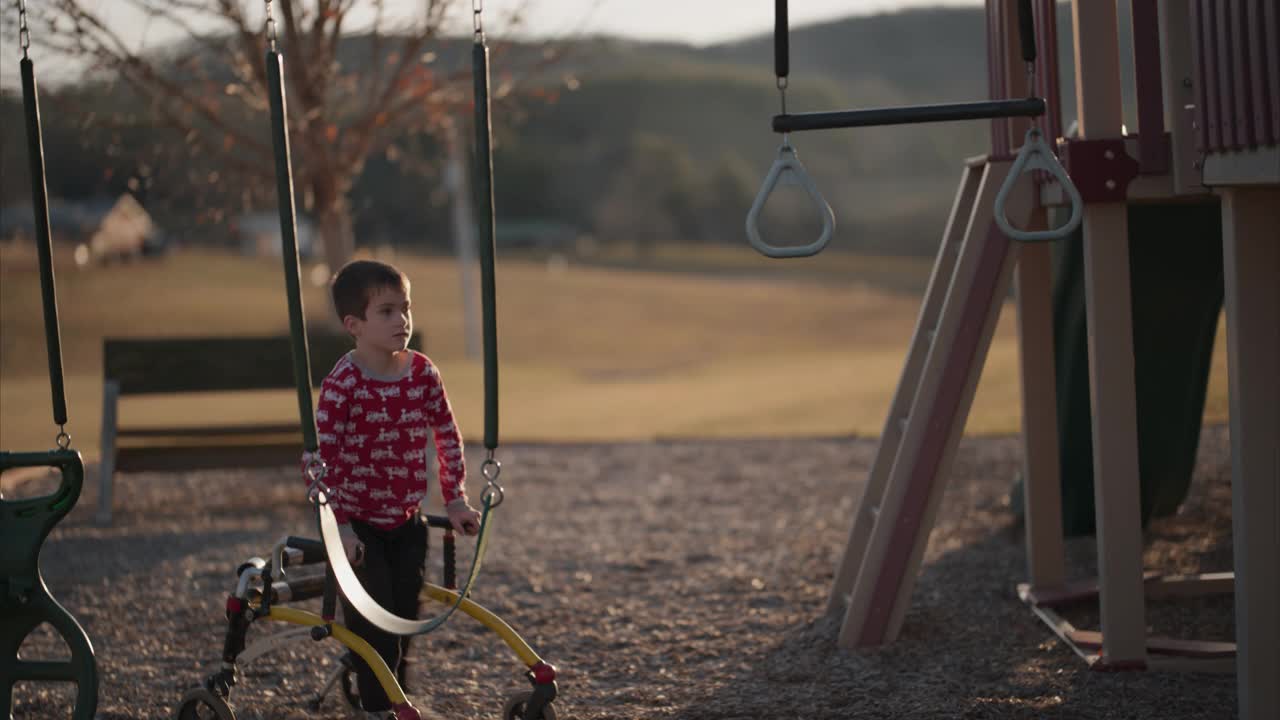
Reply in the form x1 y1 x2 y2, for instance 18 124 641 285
1 0 981 86
460 0 982 44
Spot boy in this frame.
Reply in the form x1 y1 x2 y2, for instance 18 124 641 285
312 259 481 717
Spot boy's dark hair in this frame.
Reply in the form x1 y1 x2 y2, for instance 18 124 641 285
331 259 410 321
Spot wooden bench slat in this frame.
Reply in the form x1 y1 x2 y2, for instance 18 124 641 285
115 443 305 473
118 423 303 439
104 333 422 395
118 433 302 450
97 332 425 523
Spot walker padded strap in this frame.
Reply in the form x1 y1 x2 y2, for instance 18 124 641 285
316 494 492 636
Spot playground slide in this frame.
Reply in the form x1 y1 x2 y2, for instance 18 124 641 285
1016 200 1224 536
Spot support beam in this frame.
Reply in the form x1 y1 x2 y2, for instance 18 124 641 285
1220 187 1280 720
1012 0 1065 595
838 157 1029 648
1157 0 1202 194
1015 238 1065 591
1072 0 1147 668
827 164 982 618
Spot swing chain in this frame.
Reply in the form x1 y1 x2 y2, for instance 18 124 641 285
479 450 504 509
18 0 30 58
263 0 278 51
55 427 71 451
472 0 483 40
776 78 792 150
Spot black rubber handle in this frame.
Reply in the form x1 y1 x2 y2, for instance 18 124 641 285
423 514 452 530
775 0 789 79
273 573 327 603
1018 0 1037 63
285 536 327 565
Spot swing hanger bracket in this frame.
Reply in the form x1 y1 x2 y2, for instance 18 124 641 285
1057 137 1140 203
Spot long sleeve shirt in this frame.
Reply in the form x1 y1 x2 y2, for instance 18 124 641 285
313 351 466 528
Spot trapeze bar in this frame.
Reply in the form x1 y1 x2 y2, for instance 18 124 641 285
772 98 1046 133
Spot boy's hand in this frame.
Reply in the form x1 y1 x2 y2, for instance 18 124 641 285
338 523 364 566
447 501 482 536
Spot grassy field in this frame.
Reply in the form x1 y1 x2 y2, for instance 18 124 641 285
0 243 1230 462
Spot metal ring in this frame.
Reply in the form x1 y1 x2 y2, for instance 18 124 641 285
304 457 327 483
307 483 330 506
55 431 71 450
480 457 501 482
480 482 504 509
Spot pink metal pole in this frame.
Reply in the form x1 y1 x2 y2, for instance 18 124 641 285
1036 0 1063 145
1190 0 1210 151
988 0 1010 156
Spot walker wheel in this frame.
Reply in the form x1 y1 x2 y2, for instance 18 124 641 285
502 691 558 720
175 687 236 720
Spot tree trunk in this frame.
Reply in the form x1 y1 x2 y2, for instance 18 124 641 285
311 174 355 273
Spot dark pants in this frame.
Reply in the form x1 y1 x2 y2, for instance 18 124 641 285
341 515 427 711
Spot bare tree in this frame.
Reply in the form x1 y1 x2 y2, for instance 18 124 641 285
14 0 552 270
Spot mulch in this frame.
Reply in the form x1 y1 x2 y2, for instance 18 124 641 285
8 425 1238 719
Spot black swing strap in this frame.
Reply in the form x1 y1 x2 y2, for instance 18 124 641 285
263 20 318 456
264 0 502 635
21 24 69 443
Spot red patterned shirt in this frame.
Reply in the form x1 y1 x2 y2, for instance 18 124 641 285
313 351 466 528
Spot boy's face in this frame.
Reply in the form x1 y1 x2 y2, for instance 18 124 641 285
345 285 412 355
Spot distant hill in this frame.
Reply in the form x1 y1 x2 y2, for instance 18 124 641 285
5 4 1130 257
707 7 991 103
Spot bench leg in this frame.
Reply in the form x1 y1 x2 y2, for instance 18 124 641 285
96 379 119 525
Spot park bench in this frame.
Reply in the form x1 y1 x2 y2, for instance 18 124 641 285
97 332 423 524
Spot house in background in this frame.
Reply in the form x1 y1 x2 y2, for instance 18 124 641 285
0 193 166 263
86 194 163 262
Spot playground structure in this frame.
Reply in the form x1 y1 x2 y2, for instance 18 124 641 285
797 2 1276 720
5 0 1274 718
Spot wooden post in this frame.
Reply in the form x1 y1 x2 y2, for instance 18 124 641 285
1007 0 1066 593
1220 187 1280 720
1015 237 1065 591
96 379 119 525
826 163 982 618
1071 0 1147 668
1158 0 1201 194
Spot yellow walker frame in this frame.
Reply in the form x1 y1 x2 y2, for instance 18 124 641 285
175 516 558 719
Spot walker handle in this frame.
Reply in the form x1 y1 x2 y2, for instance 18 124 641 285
995 127 1082 242
746 143 836 258
423 513 453 530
